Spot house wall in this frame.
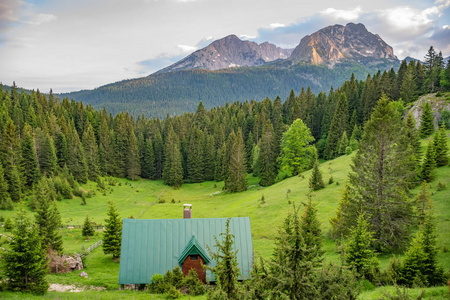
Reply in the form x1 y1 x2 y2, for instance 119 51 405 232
182 255 206 283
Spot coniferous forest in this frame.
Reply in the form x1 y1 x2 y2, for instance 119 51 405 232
0 46 450 298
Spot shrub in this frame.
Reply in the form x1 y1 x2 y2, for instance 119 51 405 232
165 285 183 299
4 217 13 231
182 268 205 296
345 146 352 155
436 181 446 191
328 176 334 185
147 273 167 294
164 267 184 289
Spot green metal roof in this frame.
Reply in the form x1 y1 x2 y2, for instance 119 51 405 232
178 236 210 265
118 217 253 285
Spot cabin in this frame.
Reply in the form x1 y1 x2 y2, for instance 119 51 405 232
118 205 253 288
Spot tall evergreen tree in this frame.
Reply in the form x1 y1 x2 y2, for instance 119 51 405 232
346 95 414 252
187 127 205 183
300 194 324 263
36 130 57 175
1 207 49 295
337 131 349 156
309 159 325 191
153 130 164 179
20 126 40 189
203 134 216 181
415 181 433 225
224 129 247 192
82 122 99 181
55 132 69 168
258 121 277 186
400 62 418 103
141 137 156 179
34 178 63 253
67 126 88 183
345 213 379 281
126 126 140 180
82 215 95 237
419 102 434 138
433 124 448 166
162 125 183 188
0 162 13 210
420 140 436 182
103 201 122 259
325 93 349 159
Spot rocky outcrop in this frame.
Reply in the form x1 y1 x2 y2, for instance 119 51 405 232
407 93 450 128
157 35 292 73
49 252 84 273
290 23 397 65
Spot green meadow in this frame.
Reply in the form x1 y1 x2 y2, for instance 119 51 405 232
1 133 449 299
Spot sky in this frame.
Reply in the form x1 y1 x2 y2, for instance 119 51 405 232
0 0 449 93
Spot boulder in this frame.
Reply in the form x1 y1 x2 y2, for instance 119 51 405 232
79 271 88 278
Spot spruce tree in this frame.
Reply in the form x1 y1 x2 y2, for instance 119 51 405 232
141 137 156 179
82 215 95 237
4 216 13 231
309 159 325 191
203 134 216 181
162 125 183 188
225 129 247 192
330 184 355 238
419 102 434 138
251 144 261 177
337 131 349 156
103 201 122 259
126 126 141 180
55 132 69 168
325 93 349 159
301 194 324 263
214 143 225 182
420 139 436 182
153 130 164 179
347 95 414 252
187 127 205 183
207 218 241 299
345 213 379 281
37 131 57 175
67 126 88 183
34 178 63 253
258 121 277 186
2 207 49 295
415 181 433 225
20 126 40 189
82 123 99 181
434 124 448 167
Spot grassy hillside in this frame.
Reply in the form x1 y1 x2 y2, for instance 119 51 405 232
0 132 448 299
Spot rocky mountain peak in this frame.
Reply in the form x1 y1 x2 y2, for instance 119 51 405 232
156 35 292 74
289 23 397 65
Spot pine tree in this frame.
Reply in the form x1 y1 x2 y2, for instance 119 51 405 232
4 216 13 231
82 122 99 181
225 129 247 192
67 126 88 183
214 143 225 182
420 139 436 182
400 63 418 103
141 137 156 179
347 95 414 252
34 178 63 253
103 201 122 259
251 144 261 177
82 215 95 237
20 126 40 189
345 213 379 281
37 130 57 175
434 124 448 166
162 125 183 188
2 207 49 295
7 165 21 202
325 93 349 159
301 194 324 263
153 130 164 179
278 118 316 178
258 121 277 186
203 134 216 181
337 131 348 156
330 184 355 239
309 159 325 191
419 102 434 138
126 126 140 180
415 181 433 225
55 132 69 168
187 127 205 183
207 218 241 299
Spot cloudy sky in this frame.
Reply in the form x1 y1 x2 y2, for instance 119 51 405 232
0 0 449 93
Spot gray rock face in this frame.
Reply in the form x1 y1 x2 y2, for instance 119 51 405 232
157 35 292 73
64 254 84 271
290 23 397 65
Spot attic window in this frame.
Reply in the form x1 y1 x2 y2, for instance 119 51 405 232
190 255 198 260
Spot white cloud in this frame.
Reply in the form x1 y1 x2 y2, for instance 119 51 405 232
26 13 57 26
0 0 23 27
239 34 256 40
320 6 362 21
269 23 285 29
177 44 197 53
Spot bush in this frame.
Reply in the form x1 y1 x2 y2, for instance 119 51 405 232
148 273 167 294
158 198 166 204
436 181 446 191
4 217 13 231
182 268 205 296
164 267 184 289
345 146 352 155
328 176 334 185
165 285 183 299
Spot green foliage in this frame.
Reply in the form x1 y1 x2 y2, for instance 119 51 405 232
330 184 354 239
207 218 241 299
225 129 247 192
345 213 380 282
162 125 183 188
433 124 448 167
0 162 13 210
103 201 122 259
419 102 434 138
415 182 433 225
338 130 349 156
325 93 349 159
165 285 183 299
420 140 436 182
346 95 414 252
258 121 278 186
4 216 13 231
82 215 95 237
164 266 184 289
1 207 49 295
309 159 325 191
20 126 40 189
147 273 166 294
278 118 316 178
34 178 63 253
183 268 205 296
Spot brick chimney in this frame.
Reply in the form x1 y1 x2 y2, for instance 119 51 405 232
183 204 192 219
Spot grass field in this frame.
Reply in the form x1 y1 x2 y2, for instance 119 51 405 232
0 132 449 299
